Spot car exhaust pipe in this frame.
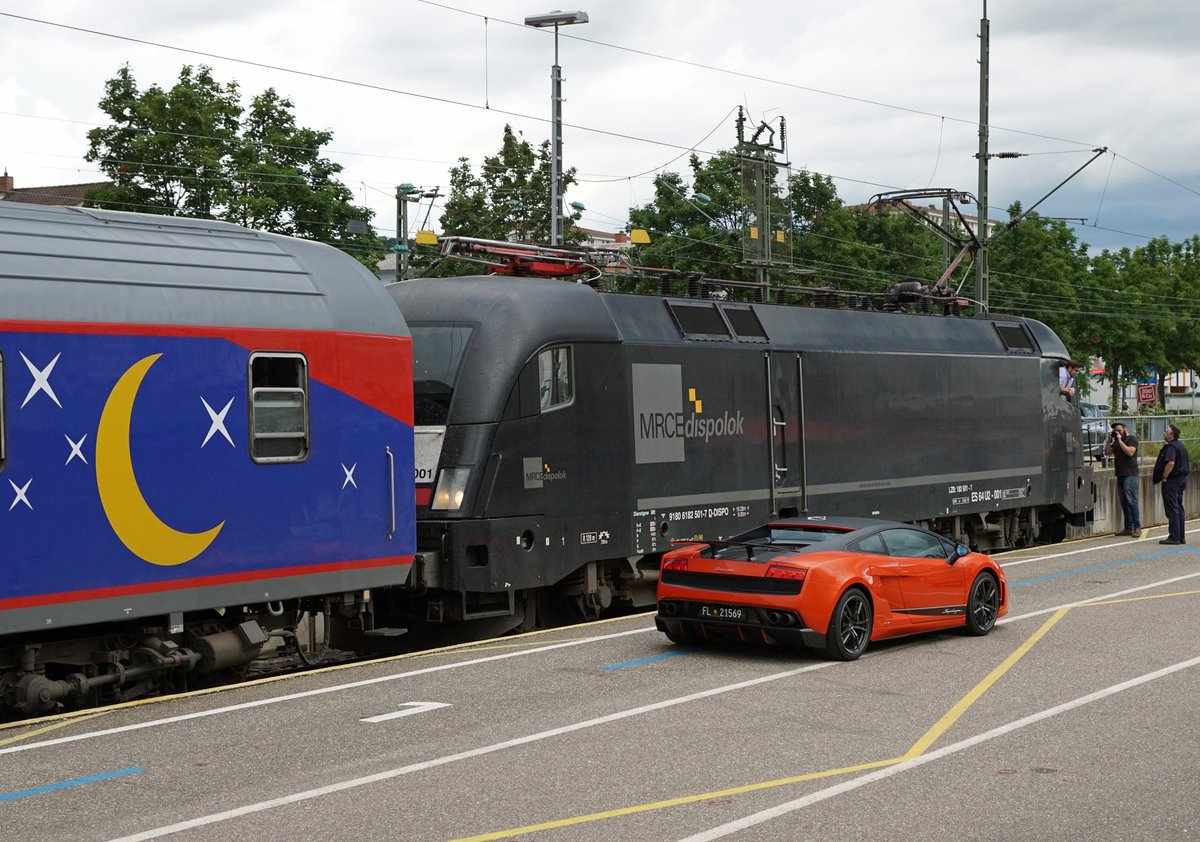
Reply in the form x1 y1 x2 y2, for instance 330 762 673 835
765 610 781 625
660 602 679 617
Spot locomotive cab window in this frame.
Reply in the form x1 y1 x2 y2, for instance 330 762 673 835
411 324 474 425
249 352 309 462
538 346 573 411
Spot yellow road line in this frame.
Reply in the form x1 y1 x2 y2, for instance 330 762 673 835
902 606 1070 759
0 711 106 747
454 603 1085 841
1078 589 1200 608
450 757 906 842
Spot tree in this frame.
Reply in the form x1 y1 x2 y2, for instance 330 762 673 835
988 204 1092 354
83 64 382 270
627 152 748 282
421 125 580 277
627 154 950 302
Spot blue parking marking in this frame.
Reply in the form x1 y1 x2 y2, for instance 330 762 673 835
0 767 146 802
1010 549 1191 587
601 651 689 671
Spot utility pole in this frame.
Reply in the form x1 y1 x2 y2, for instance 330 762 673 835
396 183 414 281
394 184 442 281
943 194 952 274
736 107 788 302
975 0 990 311
524 10 589 246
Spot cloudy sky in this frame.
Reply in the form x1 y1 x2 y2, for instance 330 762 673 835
2 1 1198 255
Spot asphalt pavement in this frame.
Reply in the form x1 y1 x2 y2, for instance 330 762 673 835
1 524 1197 842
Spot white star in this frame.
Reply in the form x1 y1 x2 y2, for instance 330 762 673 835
9 478 32 511
20 352 62 409
65 433 88 465
342 463 358 490
201 397 235 448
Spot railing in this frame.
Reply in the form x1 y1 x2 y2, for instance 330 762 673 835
1082 410 1200 466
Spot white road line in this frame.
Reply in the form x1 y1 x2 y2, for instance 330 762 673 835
675 654 1200 842
360 701 450 723
0 626 654 757
103 661 842 842
99 569 1200 841
13 568 1200 759
997 569 1200 626
999 526 1196 568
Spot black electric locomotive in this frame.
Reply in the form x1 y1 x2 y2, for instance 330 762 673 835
384 270 1093 636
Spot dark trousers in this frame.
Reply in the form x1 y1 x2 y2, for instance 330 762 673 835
1117 474 1141 531
1162 475 1187 542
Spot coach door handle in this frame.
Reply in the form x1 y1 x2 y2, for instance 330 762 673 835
386 446 396 540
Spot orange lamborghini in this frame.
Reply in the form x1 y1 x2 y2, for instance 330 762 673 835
655 516 1007 660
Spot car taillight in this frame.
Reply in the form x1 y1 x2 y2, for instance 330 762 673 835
765 565 807 580
662 556 689 572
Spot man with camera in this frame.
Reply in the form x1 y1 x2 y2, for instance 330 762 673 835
1107 421 1140 538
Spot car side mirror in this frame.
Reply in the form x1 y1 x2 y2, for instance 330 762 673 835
950 543 970 565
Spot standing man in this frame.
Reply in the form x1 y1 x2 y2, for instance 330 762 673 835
1153 424 1190 545
1059 360 1083 398
1108 422 1140 538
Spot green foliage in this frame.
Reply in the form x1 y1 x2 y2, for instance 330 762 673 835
83 64 382 271
627 153 747 281
623 149 1200 392
989 204 1092 352
420 125 580 277
628 152 947 301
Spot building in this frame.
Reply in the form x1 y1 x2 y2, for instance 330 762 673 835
0 170 110 206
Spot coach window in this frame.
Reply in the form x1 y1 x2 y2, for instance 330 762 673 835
249 352 309 462
538 346 573 411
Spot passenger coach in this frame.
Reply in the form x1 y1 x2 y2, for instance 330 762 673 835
0 203 414 714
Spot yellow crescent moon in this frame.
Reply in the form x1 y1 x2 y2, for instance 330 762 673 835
96 353 224 566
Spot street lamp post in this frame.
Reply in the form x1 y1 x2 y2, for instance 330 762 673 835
524 9 588 247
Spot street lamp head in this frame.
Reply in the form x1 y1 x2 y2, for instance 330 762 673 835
524 10 588 27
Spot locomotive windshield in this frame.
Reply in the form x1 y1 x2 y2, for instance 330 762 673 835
411 324 474 425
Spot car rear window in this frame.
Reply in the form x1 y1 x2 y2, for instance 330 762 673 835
768 527 839 544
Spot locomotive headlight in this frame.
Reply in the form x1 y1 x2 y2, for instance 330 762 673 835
432 467 470 511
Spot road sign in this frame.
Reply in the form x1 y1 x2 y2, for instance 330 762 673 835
1137 384 1156 405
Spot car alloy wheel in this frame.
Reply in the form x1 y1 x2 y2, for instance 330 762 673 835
825 588 872 661
964 571 999 636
